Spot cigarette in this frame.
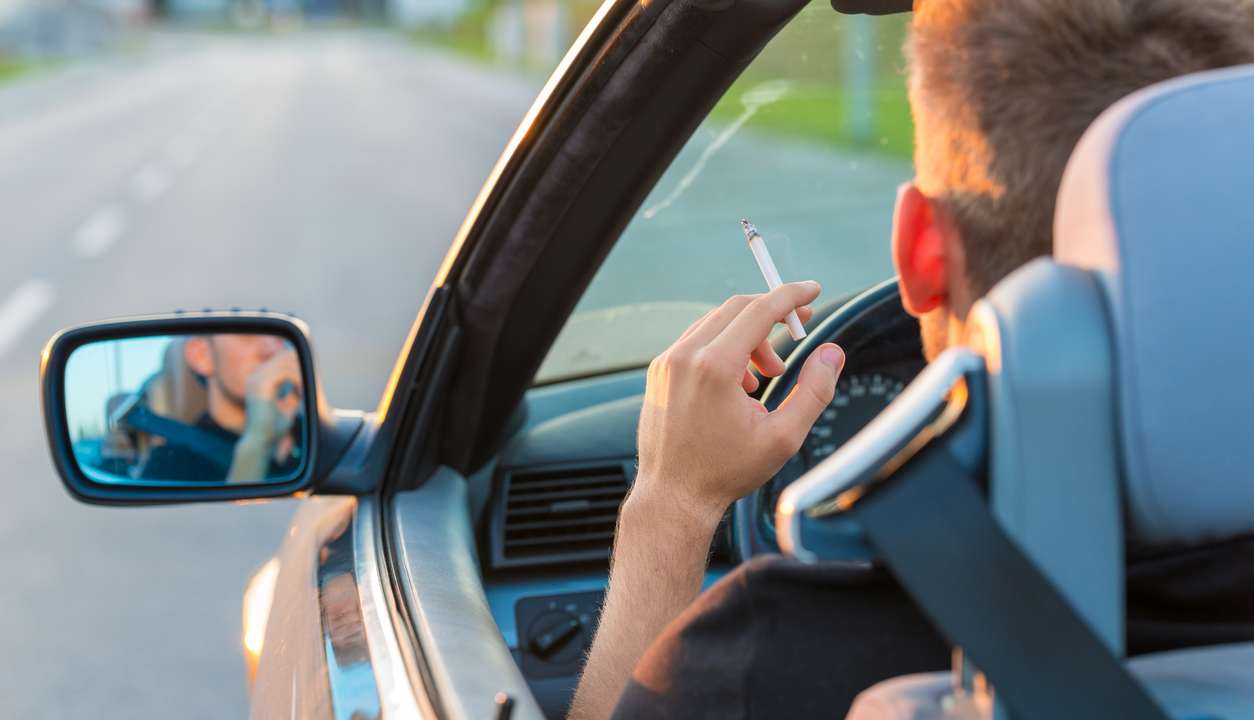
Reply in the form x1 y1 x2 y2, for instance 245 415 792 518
740 219 806 341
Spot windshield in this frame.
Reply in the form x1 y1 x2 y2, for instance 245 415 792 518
537 4 913 383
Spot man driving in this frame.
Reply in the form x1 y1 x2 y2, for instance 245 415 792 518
569 0 1254 717
140 334 303 483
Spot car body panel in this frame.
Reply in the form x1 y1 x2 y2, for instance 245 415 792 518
251 496 350 718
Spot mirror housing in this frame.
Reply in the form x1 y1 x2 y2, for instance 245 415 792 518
41 311 360 505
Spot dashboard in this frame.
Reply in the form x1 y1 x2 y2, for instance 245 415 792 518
475 281 924 719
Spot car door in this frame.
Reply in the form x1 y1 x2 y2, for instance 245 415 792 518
369 0 912 717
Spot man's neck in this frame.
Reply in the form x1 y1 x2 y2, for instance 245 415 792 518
207 386 246 434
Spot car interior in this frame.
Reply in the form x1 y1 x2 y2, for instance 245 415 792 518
380 8 1254 720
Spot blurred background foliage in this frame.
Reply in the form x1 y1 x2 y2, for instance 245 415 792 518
408 0 913 158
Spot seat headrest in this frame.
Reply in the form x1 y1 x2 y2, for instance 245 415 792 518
1054 64 1254 548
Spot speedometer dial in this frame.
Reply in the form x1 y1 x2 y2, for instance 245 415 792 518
761 372 905 526
804 373 905 463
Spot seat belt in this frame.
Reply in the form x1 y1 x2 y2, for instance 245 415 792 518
845 443 1169 720
120 404 235 472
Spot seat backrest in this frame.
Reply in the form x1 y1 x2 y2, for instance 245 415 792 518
102 337 209 472
1053 63 1254 550
143 337 209 425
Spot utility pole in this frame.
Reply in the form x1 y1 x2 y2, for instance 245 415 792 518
844 14 876 146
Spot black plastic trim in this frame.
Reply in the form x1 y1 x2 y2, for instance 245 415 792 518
441 0 813 474
489 459 635 570
39 311 347 505
830 0 912 15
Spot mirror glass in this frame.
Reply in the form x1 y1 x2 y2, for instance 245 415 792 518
64 333 308 486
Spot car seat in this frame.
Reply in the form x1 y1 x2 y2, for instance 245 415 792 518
784 63 1254 719
101 337 209 473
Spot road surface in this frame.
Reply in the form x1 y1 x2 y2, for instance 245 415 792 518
0 29 536 718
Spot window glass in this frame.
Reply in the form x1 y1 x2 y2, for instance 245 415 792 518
538 3 914 382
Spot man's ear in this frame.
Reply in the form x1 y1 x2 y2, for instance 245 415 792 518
891 182 949 316
183 337 214 377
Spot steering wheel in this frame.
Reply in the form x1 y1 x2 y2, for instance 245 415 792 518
732 279 925 560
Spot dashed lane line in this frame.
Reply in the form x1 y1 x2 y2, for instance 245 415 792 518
132 162 172 202
72 204 127 258
0 280 55 360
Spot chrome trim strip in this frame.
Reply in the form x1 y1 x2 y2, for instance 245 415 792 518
317 510 383 719
391 468 547 720
777 347 985 562
354 495 428 719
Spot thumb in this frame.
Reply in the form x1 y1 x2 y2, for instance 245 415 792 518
769 343 844 446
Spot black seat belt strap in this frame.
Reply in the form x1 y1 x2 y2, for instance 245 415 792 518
848 444 1169 720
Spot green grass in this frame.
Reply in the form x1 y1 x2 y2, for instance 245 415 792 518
0 56 36 85
703 6 914 159
708 78 913 159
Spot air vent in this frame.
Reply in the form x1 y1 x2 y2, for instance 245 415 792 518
493 464 631 568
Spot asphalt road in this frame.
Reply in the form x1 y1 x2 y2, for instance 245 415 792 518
0 30 535 718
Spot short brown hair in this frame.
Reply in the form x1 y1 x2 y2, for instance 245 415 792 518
907 0 1254 297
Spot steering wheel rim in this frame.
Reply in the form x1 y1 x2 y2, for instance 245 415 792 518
732 278 905 560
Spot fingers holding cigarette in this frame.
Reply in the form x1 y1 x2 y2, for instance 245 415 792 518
747 304 814 381
742 219 807 341
710 281 821 360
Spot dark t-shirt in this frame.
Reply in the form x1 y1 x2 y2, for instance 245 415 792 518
140 414 238 481
139 413 302 481
613 543 1254 719
613 556 949 720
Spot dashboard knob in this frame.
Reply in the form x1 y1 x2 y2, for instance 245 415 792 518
526 611 583 660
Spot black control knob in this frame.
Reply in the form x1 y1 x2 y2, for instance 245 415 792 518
526 611 583 660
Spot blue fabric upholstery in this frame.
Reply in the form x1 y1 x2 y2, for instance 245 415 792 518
1054 64 1254 548
848 643 1254 720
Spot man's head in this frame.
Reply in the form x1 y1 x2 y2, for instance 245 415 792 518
184 334 285 431
893 0 1254 358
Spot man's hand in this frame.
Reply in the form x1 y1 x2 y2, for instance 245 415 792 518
228 347 303 483
246 346 303 419
570 281 844 720
635 281 845 522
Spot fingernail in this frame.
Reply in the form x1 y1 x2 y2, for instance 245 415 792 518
820 345 844 368
804 280 821 290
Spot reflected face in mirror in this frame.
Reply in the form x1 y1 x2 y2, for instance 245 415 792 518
184 334 300 434
64 332 308 487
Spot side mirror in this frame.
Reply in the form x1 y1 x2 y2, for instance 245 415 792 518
41 312 341 505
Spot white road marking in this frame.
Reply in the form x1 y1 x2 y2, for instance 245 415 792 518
132 162 172 202
0 280 55 359
73 204 126 258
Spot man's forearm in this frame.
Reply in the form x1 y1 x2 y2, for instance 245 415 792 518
569 482 724 720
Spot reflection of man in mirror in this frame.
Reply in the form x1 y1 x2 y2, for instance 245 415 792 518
140 334 303 483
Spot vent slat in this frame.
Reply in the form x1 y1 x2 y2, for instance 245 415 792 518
506 499 622 519
506 530 616 549
500 465 629 563
509 475 623 492
505 514 619 531
504 485 626 504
